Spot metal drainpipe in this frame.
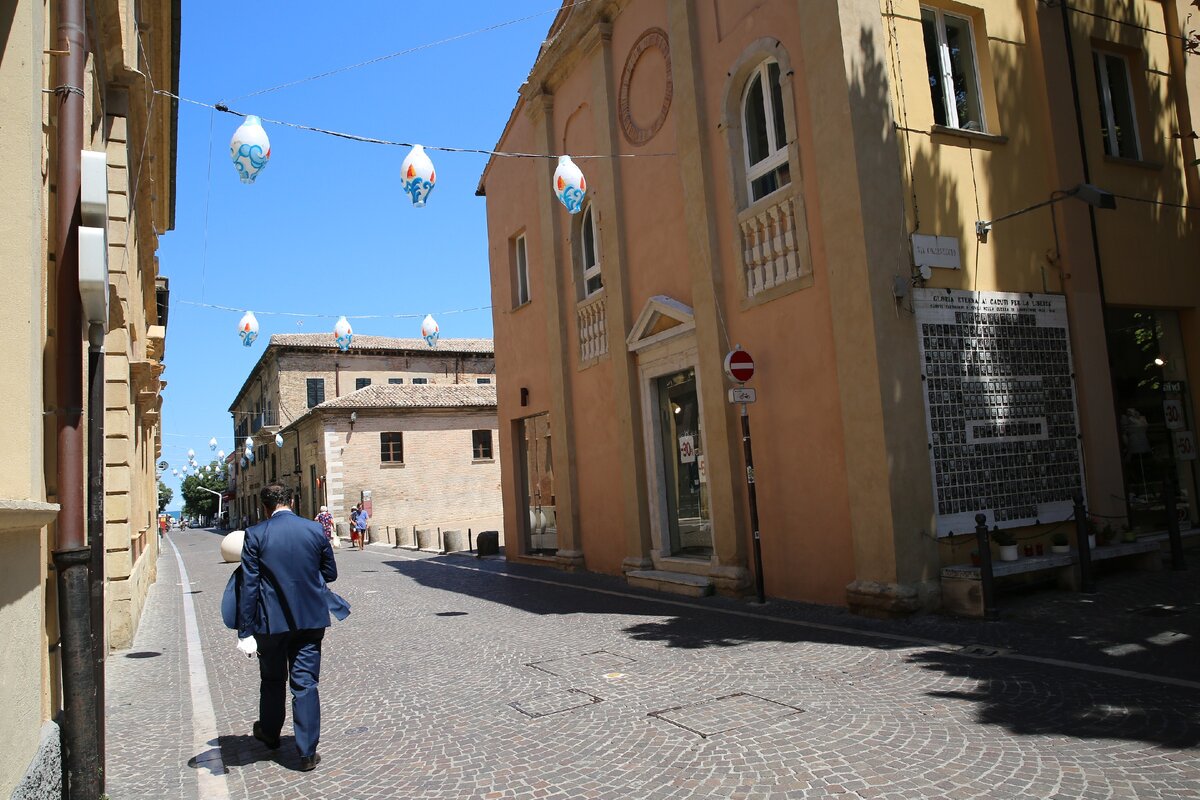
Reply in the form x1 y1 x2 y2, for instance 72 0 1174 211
51 0 101 796
87 322 106 791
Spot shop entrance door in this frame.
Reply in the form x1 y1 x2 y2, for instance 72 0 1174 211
655 368 712 557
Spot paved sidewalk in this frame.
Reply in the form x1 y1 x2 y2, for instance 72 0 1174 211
106 530 1200 799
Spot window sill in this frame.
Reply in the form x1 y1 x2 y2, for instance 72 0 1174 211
380 461 406 468
472 458 496 464
511 300 532 312
1103 154 1162 171
930 125 1009 145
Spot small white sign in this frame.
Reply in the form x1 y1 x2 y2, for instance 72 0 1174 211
697 454 707 484
912 233 961 270
729 388 757 404
1174 430 1197 461
678 435 696 464
1164 398 1186 431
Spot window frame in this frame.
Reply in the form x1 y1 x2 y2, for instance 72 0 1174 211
411 377 429 385
579 202 603 298
472 429 494 461
514 233 530 307
1093 49 1141 160
355 377 372 391
476 377 492 384
306 378 325 409
380 432 404 464
388 377 404 385
921 6 987 133
740 59 790 203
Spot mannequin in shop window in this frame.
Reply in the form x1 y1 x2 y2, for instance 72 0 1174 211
1121 408 1152 500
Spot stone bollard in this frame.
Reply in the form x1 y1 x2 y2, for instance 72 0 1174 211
442 529 469 553
476 531 500 557
415 528 438 551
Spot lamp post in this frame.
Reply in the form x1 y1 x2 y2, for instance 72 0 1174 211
975 182 1116 244
198 486 224 530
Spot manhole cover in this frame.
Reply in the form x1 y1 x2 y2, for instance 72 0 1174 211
527 650 635 677
510 689 602 719
125 651 162 659
649 693 803 738
955 644 1008 658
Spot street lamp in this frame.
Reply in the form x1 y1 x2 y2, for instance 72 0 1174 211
975 182 1116 243
197 485 224 530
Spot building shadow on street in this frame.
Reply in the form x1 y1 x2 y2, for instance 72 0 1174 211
382 555 1200 748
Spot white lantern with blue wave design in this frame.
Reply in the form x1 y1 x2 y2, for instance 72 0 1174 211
334 316 353 352
553 155 586 214
421 314 440 348
275 433 284 449
230 115 271 184
238 311 259 347
401 145 436 207
209 437 218 451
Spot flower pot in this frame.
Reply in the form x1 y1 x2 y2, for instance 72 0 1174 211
1051 544 1070 555
998 544 1019 562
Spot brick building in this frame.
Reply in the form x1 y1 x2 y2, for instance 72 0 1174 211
228 335 502 540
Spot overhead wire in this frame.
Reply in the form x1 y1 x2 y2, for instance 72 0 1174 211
178 299 493 320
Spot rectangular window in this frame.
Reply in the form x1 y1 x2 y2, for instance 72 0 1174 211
381 432 404 463
476 377 492 384
921 7 985 132
472 429 494 460
388 378 404 385
411 377 429 385
306 378 325 408
355 377 372 390
1093 50 1140 159
514 234 530 307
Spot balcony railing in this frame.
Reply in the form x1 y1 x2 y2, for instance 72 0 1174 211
738 192 808 300
577 290 608 363
249 408 279 433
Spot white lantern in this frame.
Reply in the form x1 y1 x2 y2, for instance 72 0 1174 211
230 115 271 184
218 450 226 459
239 311 259 347
209 437 218 451
275 433 284 449
172 469 178 477
334 316 353 352
401 144 436 208
421 314 440 348
187 448 195 460
553 155 586 214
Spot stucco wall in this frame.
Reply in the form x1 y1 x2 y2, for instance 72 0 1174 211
0 529 46 797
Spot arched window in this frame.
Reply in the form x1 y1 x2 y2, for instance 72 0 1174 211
579 202 602 297
740 60 790 203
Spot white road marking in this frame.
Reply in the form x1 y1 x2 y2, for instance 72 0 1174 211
167 536 232 800
372 548 1200 691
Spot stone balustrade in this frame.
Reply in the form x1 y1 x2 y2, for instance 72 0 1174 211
738 192 808 300
576 291 608 363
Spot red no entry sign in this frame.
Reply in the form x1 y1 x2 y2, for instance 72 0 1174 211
724 348 755 383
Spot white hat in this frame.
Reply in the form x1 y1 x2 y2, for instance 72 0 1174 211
319 505 328 512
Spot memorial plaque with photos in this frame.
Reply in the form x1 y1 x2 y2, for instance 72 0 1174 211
913 289 1085 536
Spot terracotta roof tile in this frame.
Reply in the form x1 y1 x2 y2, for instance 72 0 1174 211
267 333 493 354
314 383 497 411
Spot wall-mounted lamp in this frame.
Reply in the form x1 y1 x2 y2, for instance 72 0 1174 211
1154 357 1166 367
976 183 1116 243
349 411 358 427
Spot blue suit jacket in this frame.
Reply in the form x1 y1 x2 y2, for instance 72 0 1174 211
238 509 338 638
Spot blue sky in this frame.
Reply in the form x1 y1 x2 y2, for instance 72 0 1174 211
158 2 560 507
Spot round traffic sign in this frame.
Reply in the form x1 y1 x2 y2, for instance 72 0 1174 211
723 348 755 383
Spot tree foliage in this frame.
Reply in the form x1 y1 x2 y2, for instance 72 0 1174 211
181 461 228 518
157 480 173 513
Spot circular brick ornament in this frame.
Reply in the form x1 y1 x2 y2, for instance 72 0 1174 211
618 28 673 146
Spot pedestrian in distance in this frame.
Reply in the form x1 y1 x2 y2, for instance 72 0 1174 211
315 505 336 549
348 505 361 550
353 502 369 550
237 484 338 772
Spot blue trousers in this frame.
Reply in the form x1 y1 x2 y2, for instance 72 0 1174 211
257 628 325 757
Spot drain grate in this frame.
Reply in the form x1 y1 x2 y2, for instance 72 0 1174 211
527 650 636 677
649 693 804 738
510 689 603 719
954 644 1008 658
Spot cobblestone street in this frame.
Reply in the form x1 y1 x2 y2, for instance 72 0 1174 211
106 530 1200 799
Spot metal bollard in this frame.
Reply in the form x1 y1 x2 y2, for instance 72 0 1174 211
1164 472 1187 571
973 513 998 620
1072 493 1096 594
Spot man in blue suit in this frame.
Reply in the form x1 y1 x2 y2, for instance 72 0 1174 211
238 484 337 771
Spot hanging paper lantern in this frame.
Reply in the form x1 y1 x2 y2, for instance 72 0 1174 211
553 155 586 214
401 144 436 208
187 448 195 460
209 437 218 451
218 450 226 459
171 469 178 477
275 433 284 449
334 316 353 352
238 311 259 347
240 457 248 468
421 314 440 348
230 115 271 184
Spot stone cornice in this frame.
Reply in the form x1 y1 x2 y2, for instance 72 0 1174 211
0 499 60 533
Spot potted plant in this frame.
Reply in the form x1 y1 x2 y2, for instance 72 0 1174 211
1050 532 1070 554
993 530 1019 561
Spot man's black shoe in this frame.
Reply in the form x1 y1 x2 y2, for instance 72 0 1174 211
252 722 280 750
299 754 321 772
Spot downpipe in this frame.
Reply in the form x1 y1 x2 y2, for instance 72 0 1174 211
87 323 106 792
